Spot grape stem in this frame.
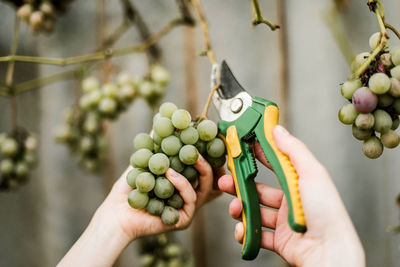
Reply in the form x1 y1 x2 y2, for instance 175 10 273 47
351 0 388 80
6 15 20 131
385 23 400 40
197 84 220 123
251 0 280 31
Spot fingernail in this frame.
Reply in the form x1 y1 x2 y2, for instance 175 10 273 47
167 168 178 177
274 125 289 136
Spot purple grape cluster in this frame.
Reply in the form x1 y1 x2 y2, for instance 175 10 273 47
339 32 400 158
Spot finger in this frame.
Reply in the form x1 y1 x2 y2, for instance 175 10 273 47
229 198 242 219
193 155 214 207
272 125 326 177
229 199 278 229
255 182 284 209
112 166 133 194
166 168 197 205
235 223 275 251
254 142 273 170
218 174 236 195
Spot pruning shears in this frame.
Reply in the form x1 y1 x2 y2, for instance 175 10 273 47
212 61 307 260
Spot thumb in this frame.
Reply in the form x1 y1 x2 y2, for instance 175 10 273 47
272 125 325 178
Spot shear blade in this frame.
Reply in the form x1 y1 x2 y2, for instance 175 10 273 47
219 60 246 99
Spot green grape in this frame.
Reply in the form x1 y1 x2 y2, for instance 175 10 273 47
207 155 226 169
130 148 153 168
83 113 99 134
378 94 394 107
173 131 181 139
159 102 178 118
99 97 117 115
381 130 400 148
0 159 14 175
390 66 400 81
154 260 167 267
148 153 170 175
164 243 183 258
151 65 170 86
390 46 400 66
79 95 91 110
179 145 199 165
24 152 37 166
368 73 391 95
392 117 400 130
24 136 38 151
373 109 392 133
206 138 226 158
118 85 135 102
355 113 374 130
128 189 149 209
54 125 73 143
102 83 119 98
341 79 362 99
117 72 135 86
0 133 7 146
17 4 32 21
126 168 144 188
87 90 102 107
146 198 165 216
389 78 400 97
180 126 199 145
182 166 199 182
80 136 95 153
154 117 175 138
352 124 373 141
197 120 218 141
195 140 207 154
40 2 54 15
369 32 387 50
139 254 155 267
171 109 191 130
351 52 370 72
138 80 155 99
362 136 383 159
380 53 392 68
161 136 182 156
153 132 163 145
167 259 183 267
168 193 184 209
154 177 174 199
82 77 100 93
154 144 162 153
153 113 161 124
161 206 180 225
136 172 156 193
82 159 98 172
338 104 358 125
1 138 18 157
29 11 43 30
134 133 154 151
169 156 185 173
15 161 28 178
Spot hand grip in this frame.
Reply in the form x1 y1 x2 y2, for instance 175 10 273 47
254 105 306 232
223 125 261 260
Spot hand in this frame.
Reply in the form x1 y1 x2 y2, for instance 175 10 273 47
218 125 365 267
58 154 224 267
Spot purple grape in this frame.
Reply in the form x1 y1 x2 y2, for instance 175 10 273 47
352 87 378 113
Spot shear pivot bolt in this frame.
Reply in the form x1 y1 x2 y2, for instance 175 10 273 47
231 98 243 113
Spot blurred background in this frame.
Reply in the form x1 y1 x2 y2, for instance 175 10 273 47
0 0 400 266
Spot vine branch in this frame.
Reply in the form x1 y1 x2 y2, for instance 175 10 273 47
251 0 280 31
192 0 217 65
351 0 388 79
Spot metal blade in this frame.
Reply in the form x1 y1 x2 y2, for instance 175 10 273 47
219 60 246 99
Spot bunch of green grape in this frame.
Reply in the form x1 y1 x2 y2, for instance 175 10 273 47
138 64 171 104
54 107 107 172
7 0 76 34
78 74 136 120
0 129 38 191
339 32 400 159
127 102 226 225
139 234 191 267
